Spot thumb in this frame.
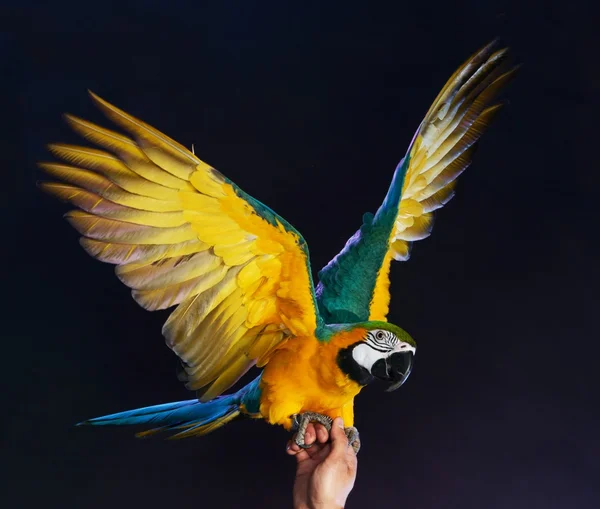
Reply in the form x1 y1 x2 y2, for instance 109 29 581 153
329 417 348 455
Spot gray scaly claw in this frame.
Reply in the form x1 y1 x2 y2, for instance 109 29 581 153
291 412 333 449
344 426 361 454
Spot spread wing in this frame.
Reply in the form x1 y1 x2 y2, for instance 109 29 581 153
316 41 516 323
39 92 320 400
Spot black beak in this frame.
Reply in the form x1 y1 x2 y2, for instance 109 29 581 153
370 351 414 392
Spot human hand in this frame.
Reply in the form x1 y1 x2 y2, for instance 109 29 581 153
287 417 358 509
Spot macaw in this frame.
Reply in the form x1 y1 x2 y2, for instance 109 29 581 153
39 41 514 453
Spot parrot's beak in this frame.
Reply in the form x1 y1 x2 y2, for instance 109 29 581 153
370 351 414 392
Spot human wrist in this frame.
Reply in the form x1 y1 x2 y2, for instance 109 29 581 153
308 499 345 509
293 501 334 509
294 502 343 509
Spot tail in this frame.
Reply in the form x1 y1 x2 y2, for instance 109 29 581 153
77 393 242 439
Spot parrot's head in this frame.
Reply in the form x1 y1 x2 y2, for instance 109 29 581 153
336 321 416 391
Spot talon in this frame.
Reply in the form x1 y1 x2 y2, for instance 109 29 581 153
290 414 302 433
296 439 313 450
290 412 333 449
345 426 361 454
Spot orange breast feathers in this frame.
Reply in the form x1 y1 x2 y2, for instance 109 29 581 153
258 328 368 429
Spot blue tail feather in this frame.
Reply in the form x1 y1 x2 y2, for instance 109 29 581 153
77 375 263 438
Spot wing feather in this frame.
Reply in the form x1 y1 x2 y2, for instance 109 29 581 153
40 93 320 398
316 41 516 323
65 114 194 190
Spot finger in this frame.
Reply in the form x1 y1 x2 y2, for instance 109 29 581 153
306 442 331 462
287 440 311 462
304 422 317 446
314 423 329 443
286 440 302 455
329 417 348 456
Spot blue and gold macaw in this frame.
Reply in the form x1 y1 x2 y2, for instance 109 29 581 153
39 42 514 452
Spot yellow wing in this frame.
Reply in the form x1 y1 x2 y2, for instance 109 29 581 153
39 92 320 400
369 42 517 320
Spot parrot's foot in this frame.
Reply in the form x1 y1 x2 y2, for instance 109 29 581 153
344 426 361 454
291 412 333 449
290 413 361 454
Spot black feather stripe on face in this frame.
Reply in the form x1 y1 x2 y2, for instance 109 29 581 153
337 342 375 386
366 330 397 351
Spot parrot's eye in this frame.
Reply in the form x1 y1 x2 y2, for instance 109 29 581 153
376 331 385 340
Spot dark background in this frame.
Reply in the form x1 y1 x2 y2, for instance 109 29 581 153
3 1 598 508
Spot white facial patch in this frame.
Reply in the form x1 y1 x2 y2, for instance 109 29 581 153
352 343 388 372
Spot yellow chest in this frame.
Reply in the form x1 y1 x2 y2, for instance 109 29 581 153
258 332 364 429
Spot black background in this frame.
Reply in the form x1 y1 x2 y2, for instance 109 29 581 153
3 1 599 508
